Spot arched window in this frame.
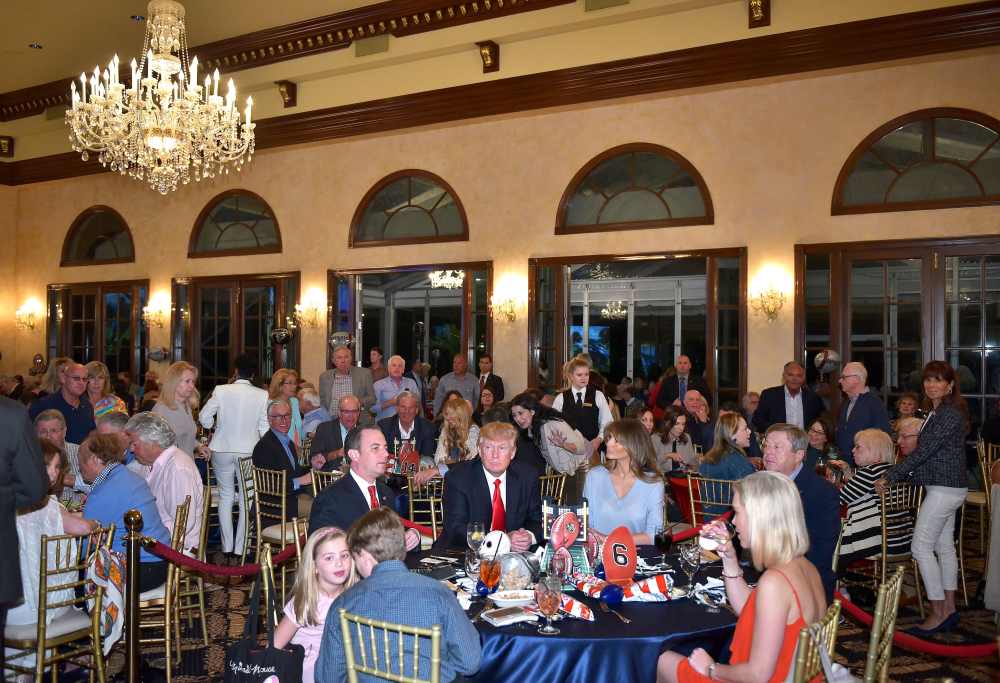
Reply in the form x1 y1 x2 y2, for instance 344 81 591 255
349 170 469 248
189 190 281 257
555 143 713 234
833 108 1000 214
61 206 135 266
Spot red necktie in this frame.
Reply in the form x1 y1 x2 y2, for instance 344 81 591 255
480 376 486 390
490 479 506 532
368 485 379 510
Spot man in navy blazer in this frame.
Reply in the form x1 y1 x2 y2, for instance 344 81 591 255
835 362 892 467
308 425 420 553
764 423 840 601
753 362 826 434
251 399 313 521
655 355 711 410
433 422 544 551
378 391 437 463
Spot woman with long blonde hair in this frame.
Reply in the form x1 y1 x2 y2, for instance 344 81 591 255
275 527 357 683
152 361 206 459
39 356 72 395
269 368 303 446
413 396 480 486
84 360 127 419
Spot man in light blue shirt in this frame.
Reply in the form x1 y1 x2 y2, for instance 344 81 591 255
373 355 419 422
298 388 332 437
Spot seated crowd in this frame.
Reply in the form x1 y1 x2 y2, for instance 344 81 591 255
2 345 989 682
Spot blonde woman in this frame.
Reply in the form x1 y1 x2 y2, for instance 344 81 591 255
275 527 357 683
85 361 127 419
269 368 303 447
658 471 827 683
38 356 72 396
413 396 479 485
153 361 205 459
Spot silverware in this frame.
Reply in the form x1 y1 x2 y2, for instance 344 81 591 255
599 601 631 624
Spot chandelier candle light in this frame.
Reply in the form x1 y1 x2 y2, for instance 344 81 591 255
66 1 255 194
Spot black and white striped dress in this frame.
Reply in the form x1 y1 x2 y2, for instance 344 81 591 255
837 463 913 567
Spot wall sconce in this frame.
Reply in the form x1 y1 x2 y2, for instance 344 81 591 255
142 292 171 329
750 287 785 321
490 273 527 323
749 264 791 322
491 297 517 323
287 287 325 329
15 298 42 331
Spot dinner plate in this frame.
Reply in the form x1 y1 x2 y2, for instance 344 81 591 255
488 590 535 608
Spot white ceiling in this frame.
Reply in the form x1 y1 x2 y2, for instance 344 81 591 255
1 0 382 93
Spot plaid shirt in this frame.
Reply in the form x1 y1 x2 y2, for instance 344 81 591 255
886 402 968 489
330 373 354 417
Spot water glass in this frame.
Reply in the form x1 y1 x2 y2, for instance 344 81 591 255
466 522 485 552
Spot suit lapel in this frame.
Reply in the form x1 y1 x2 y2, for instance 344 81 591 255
475 464 493 522
505 467 521 523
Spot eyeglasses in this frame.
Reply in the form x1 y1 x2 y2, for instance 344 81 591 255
839 374 862 380
67 375 87 382
340 409 361 414
269 413 292 421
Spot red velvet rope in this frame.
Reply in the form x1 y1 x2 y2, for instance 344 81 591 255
835 590 998 658
671 510 734 543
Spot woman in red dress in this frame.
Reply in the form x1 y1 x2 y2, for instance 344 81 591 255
657 471 827 683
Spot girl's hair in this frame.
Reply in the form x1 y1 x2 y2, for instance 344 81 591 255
854 428 894 465
510 392 568 446
291 527 357 627
591 419 661 483
661 405 690 446
40 438 68 498
85 361 113 399
441 396 473 460
734 471 809 571
920 360 969 431
703 413 746 465
40 357 73 394
158 361 200 411
269 368 299 400
807 416 835 455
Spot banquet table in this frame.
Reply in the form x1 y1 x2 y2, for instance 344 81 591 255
410 549 740 683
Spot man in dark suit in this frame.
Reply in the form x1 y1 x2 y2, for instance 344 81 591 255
309 394 363 471
835 362 892 467
378 391 437 465
477 354 505 402
308 426 421 553
0 396 48 658
763 423 840 601
433 422 544 551
655 355 711 410
252 399 313 521
753 361 826 434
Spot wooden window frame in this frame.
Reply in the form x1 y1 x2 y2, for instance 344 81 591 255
831 107 1000 216
348 169 470 249
554 142 714 236
188 189 283 259
60 205 135 267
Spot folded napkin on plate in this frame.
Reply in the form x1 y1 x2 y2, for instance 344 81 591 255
573 572 675 602
636 556 673 573
691 576 727 605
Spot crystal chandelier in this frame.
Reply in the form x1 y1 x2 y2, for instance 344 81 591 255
428 270 465 289
65 0 255 194
601 300 627 319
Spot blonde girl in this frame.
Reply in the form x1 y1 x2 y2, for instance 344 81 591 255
275 527 357 683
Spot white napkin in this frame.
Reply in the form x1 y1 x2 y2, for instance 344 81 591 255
456 590 472 611
625 591 669 603
694 576 725 593
456 577 477 593
636 556 672 573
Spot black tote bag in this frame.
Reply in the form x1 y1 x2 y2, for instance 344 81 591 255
224 573 305 682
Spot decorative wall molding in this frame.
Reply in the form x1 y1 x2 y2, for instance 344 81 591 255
3 1 1000 186
0 0 573 122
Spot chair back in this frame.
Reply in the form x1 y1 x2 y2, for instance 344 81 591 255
686 474 736 526
407 476 445 539
162 497 191 598
338 608 442 683
538 473 567 505
197 484 211 561
863 566 905 683
253 465 288 536
259 544 282 627
238 456 257 559
791 600 842 683
39 524 115 627
879 483 922 565
312 468 345 495
979 440 999 516
292 517 310 561
668 475 694 525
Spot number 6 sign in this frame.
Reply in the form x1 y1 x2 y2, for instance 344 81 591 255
602 526 637 586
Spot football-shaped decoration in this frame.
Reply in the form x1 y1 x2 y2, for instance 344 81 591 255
586 529 607 567
602 526 637 587
550 511 581 549
478 530 511 559
599 583 624 607
550 546 574 579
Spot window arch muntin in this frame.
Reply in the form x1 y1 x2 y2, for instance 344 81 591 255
188 189 282 258
60 205 135 267
555 142 714 235
349 169 470 248
832 107 1000 215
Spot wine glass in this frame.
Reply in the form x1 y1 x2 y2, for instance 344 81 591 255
466 522 485 552
480 558 501 593
464 548 481 580
534 575 562 635
679 542 702 596
653 526 673 566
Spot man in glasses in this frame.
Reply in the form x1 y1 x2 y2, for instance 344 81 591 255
28 361 95 444
834 361 892 467
252 398 314 521
896 416 924 460
310 394 363 471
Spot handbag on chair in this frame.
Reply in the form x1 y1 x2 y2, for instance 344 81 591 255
223 572 304 682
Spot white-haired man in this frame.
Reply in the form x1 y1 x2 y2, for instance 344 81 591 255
299 387 332 437
372 355 419 422
835 362 892 467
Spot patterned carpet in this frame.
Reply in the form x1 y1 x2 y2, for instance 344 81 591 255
106 549 998 682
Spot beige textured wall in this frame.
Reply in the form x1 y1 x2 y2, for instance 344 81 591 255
0 186 17 372
6 48 1000 394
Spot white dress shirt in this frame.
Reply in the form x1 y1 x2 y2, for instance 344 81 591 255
146 445 204 550
551 387 614 438
784 386 805 429
350 468 379 510
482 466 508 511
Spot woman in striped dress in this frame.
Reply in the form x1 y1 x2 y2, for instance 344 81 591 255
834 428 911 569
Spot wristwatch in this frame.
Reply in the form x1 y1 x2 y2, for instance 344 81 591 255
707 663 717 680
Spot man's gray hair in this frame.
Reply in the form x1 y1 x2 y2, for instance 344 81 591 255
125 412 177 449
338 394 361 409
268 398 291 415
764 423 809 453
97 411 129 431
299 389 320 406
34 409 66 428
396 390 418 405
333 345 352 355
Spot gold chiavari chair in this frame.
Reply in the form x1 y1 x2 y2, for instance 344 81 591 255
204 454 220 543
339 608 442 683
790 600 842 683
259 544 282 628
292 517 310 562
407 476 445 543
139 497 190 683
876 484 924 618
2 524 115 683
177 484 210 646
538 473 567 505
863 566 905 683
238 456 257 564
312 467 345 495
253 466 298 600
686 474 736 526
961 439 998 559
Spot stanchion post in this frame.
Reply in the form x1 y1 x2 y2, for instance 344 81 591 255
124 509 144 683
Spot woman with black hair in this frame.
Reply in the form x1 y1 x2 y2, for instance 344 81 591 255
510 392 590 503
